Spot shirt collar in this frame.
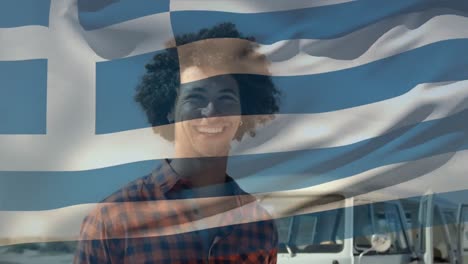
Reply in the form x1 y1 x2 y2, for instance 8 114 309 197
150 159 187 194
151 159 246 197
150 159 258 228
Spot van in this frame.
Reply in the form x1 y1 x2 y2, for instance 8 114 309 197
260 192 461 264
457 203 468 264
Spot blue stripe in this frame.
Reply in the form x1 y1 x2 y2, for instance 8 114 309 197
277 39 468 114
233 108 468 192
0 161 159 211
0 0 50 28
1 108 467 211
170 0 468 44
95 50 164 134
78 0 169 30
95 39 468 134
0 60 47 134
0 190 463 253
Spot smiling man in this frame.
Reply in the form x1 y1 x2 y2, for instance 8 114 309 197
75 23 280 263
173 68 242 159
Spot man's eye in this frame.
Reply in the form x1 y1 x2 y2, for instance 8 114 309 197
186 95 204 101
219 95 238 102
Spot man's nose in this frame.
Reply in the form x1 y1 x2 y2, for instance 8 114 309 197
200 102 216 117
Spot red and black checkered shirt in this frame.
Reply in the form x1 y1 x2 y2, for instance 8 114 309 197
74 160 278 263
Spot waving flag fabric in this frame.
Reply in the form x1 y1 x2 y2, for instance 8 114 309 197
1 0 468 260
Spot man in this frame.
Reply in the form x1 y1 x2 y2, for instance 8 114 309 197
75 23 280 263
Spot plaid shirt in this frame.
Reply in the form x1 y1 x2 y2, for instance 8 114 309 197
74 160 278 263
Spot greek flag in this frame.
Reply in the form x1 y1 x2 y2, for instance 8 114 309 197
1 0 468 261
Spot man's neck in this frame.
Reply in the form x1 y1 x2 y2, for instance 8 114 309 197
169 156 228 187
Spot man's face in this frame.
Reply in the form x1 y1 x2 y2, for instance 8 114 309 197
172 66 242 157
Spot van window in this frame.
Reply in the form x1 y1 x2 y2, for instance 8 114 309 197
442 209 457 246
354 202 410 254
432 205 452 263
276 207 345 253
400 198 424 253
460 206 468 253
354 204 373 248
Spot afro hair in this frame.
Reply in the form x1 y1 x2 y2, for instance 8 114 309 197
135 22 280 141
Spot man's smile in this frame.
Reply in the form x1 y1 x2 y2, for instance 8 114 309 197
193 124 231 135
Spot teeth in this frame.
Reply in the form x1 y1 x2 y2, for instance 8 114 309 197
196 126 224 134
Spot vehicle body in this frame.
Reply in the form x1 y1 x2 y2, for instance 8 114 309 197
260 192 462 264
457 203 468 264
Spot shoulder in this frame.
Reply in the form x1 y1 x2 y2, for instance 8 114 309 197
233 182 275 223
79 167 167 237
101 160 178 203
232 190 278 247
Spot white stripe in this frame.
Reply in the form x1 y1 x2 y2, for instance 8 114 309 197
1 149 467 245
89 12 174 61
174 13 468 77
45 0 101 136
170 0 354 13
92 13 468 76
0 26 51 60
259 149 468 215
0 79 466 171
89 12 468 77
266 13 468 76
89 9 468 73
233 80 468 156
